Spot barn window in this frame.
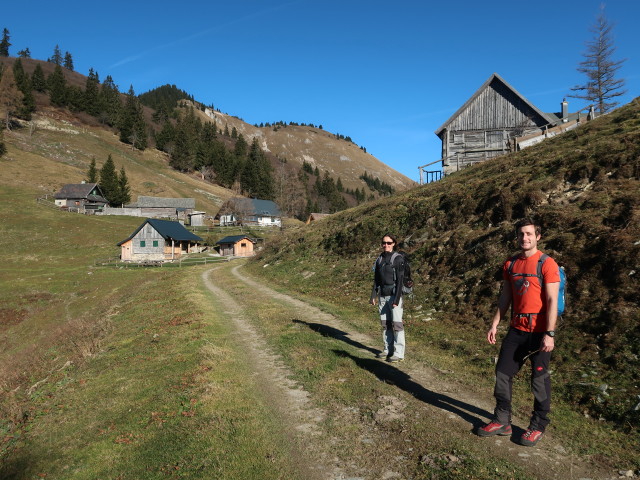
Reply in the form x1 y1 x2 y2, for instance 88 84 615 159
140 240 146 247
241 243 247 248
153 240 159 247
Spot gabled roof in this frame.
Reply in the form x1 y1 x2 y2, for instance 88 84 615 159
434 73 556 136
216 235 256 245
249 199 281 216
54 183 108 203
117 218 203 246
126 196 196 209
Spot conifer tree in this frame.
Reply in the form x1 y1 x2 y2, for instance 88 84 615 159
99 154 119 204
570 6 627 113
87 157 98 183
234 133 248 158
116 166 131 205
12 59 35 119
118 85 147 149
241 138 274 200
17 47 31 58
63 51 74 71
0 28 10 57
83 68 100 116
47 64 67 106
98 75 121 125
50 44 63 65
0 65 23 129
31 64 46 92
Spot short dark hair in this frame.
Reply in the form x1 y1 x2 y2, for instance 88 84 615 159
381 233 398 244
515 217 541 236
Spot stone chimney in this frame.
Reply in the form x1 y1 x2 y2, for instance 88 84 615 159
561 98 568 123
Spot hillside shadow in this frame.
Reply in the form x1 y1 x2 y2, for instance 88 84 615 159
334 349 493 430
291 319 378 355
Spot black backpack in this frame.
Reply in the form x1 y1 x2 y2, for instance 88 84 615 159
376 251 414 295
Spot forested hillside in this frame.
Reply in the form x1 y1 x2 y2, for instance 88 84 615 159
0 52 412 221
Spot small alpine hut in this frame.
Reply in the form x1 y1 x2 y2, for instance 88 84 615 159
117 218 204 262
216 235 256 257
54 183 108 212
434 73 560 175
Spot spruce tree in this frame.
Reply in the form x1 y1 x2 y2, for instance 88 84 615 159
12 59 35 119
47 64 67 106
116 166 131 205
17 47 31 58
84 68 100 116
63 51 74 71
0 65 23 129
570 6 627 113
98 75 121 126
0 28 10 57
118 85 147 149
87 157 98 183
31 64 46 92
0 132 6 157
99 155 119 205
50 44 63 65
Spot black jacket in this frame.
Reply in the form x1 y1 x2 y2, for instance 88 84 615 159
371 251 405 305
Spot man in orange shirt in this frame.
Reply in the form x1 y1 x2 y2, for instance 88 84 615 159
477 218 560 446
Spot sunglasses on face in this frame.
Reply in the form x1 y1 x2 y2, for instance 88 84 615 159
381 241 394 245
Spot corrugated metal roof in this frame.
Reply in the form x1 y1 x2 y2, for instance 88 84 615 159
126 196 195 209
117 218 203 246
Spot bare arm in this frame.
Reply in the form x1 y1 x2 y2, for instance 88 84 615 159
487 280 512 344
540 281 559 352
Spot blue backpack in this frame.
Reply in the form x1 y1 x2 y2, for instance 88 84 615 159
508 253 566 316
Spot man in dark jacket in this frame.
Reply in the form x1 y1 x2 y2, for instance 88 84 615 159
370 234 406 362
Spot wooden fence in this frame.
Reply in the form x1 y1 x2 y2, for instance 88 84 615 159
95 255 231 268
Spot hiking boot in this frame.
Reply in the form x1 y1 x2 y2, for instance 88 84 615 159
477 421 512 437
376 351 389 359
387 355 404 363
520 428 543 446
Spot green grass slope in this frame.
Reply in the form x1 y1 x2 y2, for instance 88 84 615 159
248 98 640 432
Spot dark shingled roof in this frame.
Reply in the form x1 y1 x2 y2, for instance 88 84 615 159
117 218 203 246
216 235 256 245
54 183 108 203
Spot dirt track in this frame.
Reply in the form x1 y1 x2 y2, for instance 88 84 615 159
202 263 619 480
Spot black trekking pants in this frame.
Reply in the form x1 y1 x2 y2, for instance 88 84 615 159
493 327 551 431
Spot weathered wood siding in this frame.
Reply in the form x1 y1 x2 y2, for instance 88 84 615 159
130 224 166 261
440 79 549 175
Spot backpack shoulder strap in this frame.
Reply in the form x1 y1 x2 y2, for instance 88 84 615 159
507 255 519 275
537 253 549 286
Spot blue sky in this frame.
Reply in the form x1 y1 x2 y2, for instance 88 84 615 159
5 0 639 182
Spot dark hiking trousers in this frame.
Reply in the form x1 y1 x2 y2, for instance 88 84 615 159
493 327 551 431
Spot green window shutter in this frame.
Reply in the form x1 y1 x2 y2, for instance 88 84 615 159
140 240 146 247
153 240 159 247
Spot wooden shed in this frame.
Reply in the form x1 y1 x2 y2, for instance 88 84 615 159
216 235 256 257
54 183 108 212
117 218 204 262
434 73 560 175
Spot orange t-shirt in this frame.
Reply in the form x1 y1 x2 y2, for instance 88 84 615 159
503 250 560 332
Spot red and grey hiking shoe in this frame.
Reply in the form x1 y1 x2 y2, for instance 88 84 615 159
477 422 512 437
520 428 543 446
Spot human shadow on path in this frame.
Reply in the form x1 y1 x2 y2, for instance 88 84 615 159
292 319 492 430
336 349 493 430
292 319 378 355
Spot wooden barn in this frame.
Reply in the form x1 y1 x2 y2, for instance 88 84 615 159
217 198 282 227
117 218 204 262
434 73 568 176
216 235 256 257
54 183 108 212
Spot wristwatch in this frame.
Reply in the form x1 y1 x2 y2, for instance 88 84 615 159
545 330 555 338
